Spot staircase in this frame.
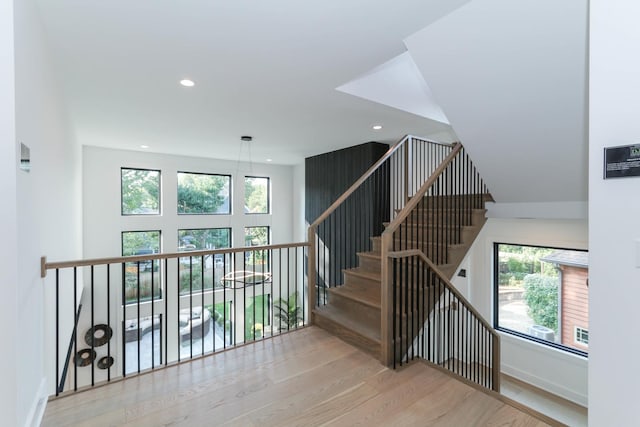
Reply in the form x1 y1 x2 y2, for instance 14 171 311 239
312 195 490 360
308 135 501 392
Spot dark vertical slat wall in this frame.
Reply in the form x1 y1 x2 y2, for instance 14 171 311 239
305 142 390 288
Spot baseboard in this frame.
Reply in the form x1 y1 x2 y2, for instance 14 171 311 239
25 377 47 427
502 363 587 407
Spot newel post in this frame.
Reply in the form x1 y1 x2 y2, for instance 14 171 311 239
380 231 394 366
307 226 317 325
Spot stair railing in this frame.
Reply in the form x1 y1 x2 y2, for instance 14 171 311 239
381 144 499 391
388 250 500 392
307 135 456 314
41 242 308 397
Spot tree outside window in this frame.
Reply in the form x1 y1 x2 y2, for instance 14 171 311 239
495 243 588 356
121 168 160 215
178 228 231 294
177 172 230 214
244 176 269 214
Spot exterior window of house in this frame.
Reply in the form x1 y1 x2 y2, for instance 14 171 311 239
121 168 161 215
244 226 270 273
177 172 231 214
575 327 589 346
178 228 231 294
244 176 270 214
244 226 270 246
121 230 161 304
494 243 589 356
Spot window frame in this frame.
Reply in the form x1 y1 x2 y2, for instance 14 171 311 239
120 167 161 216
574 326 589 347
493 242 588 358
244 176 271 215
121 229 163 304
177 171 232 215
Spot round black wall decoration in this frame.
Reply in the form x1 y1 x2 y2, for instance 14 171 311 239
74 349 96 367
97 356 114 370
84 324 113 347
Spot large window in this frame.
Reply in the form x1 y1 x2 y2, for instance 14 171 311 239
121 168 160 215
178 228 231 294
177 172 231 214
494 243 589 356
121 231 161 304
244 176 270 214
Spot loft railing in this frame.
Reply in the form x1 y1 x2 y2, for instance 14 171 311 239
381 144 498 391
307 135 455 311
387 250 500 392
41 242 308 397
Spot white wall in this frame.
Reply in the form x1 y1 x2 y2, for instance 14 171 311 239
13 0 82 423
405 0 588 204
83 146 295 258
0 0 18 424
453 218 588 406
589 2 640 425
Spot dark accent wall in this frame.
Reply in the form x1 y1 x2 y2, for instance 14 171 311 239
306 142 390 287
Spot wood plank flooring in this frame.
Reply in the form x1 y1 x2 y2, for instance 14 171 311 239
42 327 551 427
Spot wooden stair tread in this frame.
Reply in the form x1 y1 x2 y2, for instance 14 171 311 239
313 304 381 343
343 268 381 282
356 251 381 260
329 284 380 308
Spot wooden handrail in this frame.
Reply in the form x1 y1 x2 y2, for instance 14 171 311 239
382 142 463 238
387 249 497 336
308 135 455 230
41 241 310 278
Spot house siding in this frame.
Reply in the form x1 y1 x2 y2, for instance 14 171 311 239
560 265 588 350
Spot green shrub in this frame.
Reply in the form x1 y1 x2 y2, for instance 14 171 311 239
523 274 558 331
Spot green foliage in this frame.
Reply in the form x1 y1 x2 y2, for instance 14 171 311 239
523 274 559 331
245 177 269 213
123 271 161 303
498 244 559 286
177 173 229 214
245 295 269 341
178 228 230 250
122 231 160 256
274 292 303 331
121 168 160 214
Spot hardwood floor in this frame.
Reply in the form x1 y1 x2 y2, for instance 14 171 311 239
42 327 551 426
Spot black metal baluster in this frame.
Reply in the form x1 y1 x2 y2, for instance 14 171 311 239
122 263 126 377
201 255 205 355
90 265 95 385
107 265 112 380
73 267 78 391
55 269 59 396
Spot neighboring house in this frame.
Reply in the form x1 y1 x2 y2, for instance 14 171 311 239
541 251 589 351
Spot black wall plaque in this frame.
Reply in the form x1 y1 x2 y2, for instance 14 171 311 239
604 144 640 179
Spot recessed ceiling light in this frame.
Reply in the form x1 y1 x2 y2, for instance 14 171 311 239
372 125 383 130
140 145 149 149
266 158 273 162
180 79 195 87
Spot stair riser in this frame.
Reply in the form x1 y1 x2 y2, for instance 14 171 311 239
313 312 381 359
402 210 486 226
343 272 380 288
328 292 381 327
356 254 381 274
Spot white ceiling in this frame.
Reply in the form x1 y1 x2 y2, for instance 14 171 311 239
35 0 469 165
405 0 589 203
336 52 450 125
